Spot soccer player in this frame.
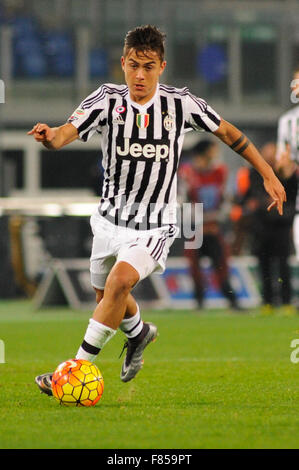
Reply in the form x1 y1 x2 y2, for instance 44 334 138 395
28 25 286 395
276 66 299 266
179 140 241 309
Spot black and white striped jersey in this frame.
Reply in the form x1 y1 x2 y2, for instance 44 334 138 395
276 105 299 212
68 83 221 229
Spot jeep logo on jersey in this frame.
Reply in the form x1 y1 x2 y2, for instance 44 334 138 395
116 138 169 162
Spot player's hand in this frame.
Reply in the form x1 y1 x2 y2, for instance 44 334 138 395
27 123 55 143
263 174 286 215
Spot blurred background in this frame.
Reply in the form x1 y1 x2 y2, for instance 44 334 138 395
0 0 298 310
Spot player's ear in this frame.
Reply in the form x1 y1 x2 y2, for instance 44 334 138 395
159 61 167 76
121 56 125 71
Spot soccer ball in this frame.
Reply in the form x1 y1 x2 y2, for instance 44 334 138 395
51 359 104 407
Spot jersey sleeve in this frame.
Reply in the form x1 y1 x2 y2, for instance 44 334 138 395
184 92 221 134
67 86 107 142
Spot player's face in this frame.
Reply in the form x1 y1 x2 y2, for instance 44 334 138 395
121 49 166 105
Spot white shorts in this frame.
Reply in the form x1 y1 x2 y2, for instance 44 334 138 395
293 214 299 261
89 210 179 289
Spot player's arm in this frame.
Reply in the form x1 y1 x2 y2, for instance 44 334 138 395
213 119 286 215
27 122 78 150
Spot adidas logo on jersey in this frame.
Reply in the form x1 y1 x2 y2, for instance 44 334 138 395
113 114 125 125
116 138 169 162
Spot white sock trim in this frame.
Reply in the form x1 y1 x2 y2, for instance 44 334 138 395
86 318 116 348
119 305 143 339
75 318 116 361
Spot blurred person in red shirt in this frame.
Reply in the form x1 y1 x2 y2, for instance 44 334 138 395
230 164 252 255
179 139 241 310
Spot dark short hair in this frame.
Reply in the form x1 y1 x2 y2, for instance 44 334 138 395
192 140 216 156
123 25 166 62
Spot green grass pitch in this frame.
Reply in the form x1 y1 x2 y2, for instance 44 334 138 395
0 299 298 449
